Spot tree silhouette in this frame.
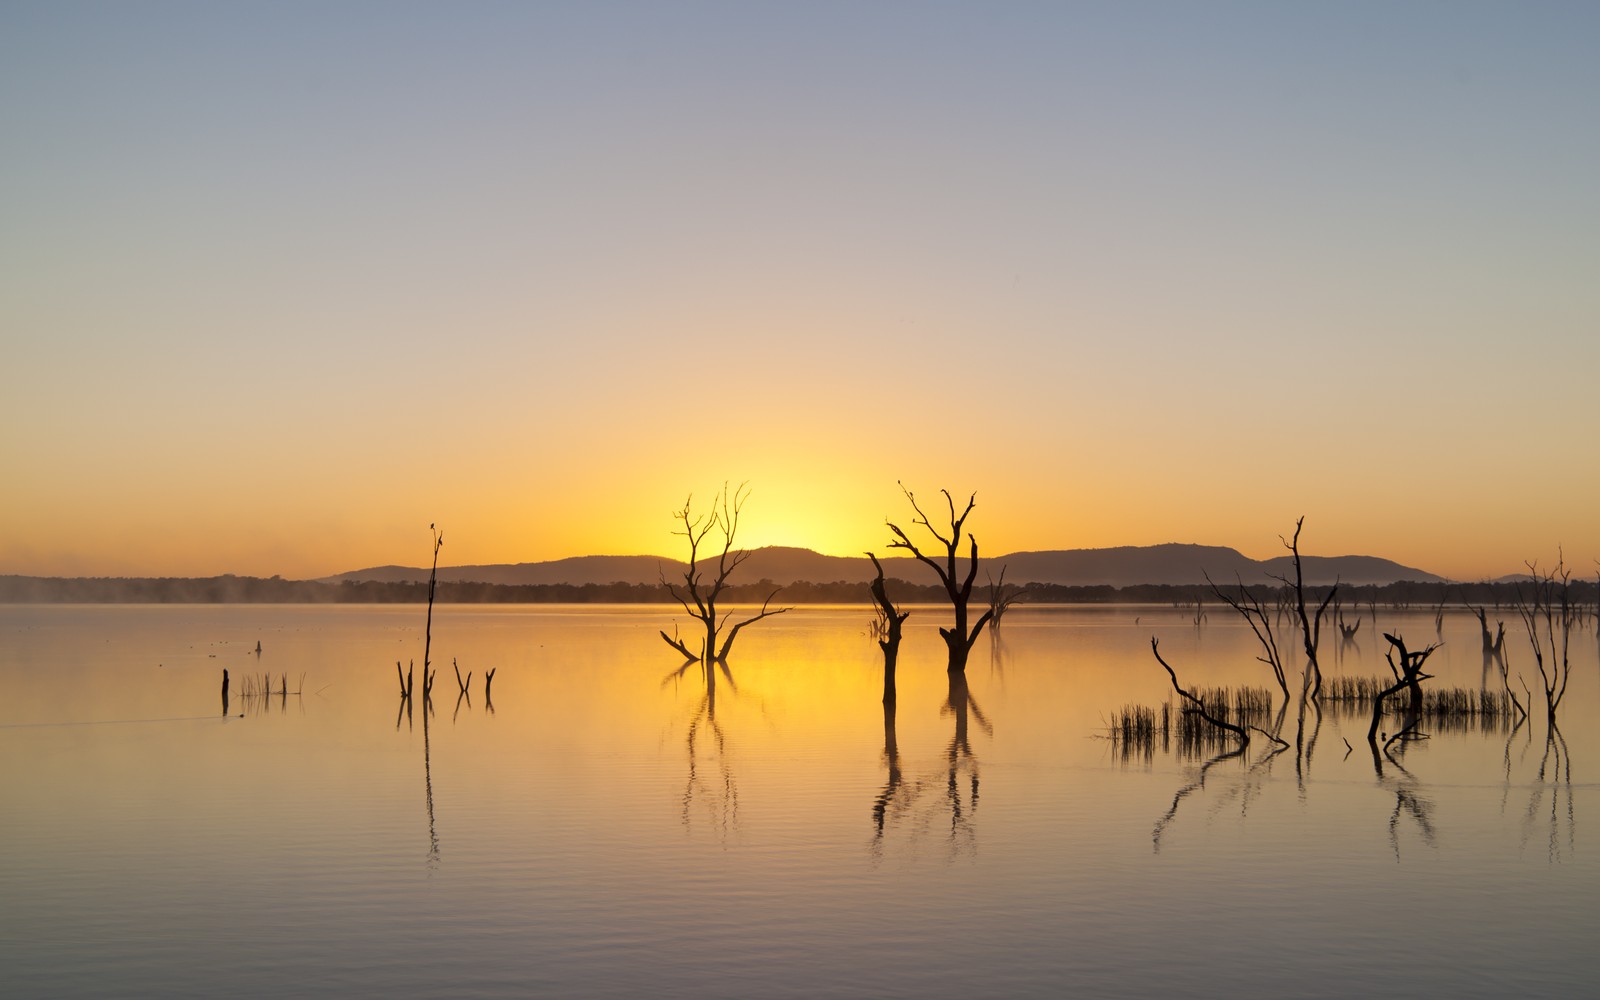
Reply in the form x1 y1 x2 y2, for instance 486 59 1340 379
887 483 994 674
658 483 790 663
866 552 909 705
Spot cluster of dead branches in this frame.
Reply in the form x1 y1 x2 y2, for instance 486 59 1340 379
657 483 792 664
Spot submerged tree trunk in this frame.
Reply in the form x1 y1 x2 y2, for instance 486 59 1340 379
867 553 909 705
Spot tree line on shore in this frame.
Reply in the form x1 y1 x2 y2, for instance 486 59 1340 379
3 571 1589 608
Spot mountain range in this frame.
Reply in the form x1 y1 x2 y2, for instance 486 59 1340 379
322 543 1441 589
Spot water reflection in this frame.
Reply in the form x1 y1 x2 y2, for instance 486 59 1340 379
1153 717 1292 853
665 659 739 840
392 658 440 867
871 701 902 839
871 673 993 862
1514 722 1575 862
1148 688 1583 857
942 672 988 850
423 683 440 869
1152 744 1245 852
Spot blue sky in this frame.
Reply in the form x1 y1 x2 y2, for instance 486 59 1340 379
3 1 1597 579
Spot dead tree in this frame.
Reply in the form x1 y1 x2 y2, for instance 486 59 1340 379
1470 605 1505 660
658 483 791 663
887 483 994 674
1514 557 1575 728
423 524 442 682
1205 571 1290 703
1274 517 1336 703
986 566 1023 628
867 552 909 705
1368 632 1439 749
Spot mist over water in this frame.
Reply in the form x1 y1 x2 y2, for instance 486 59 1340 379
2 604 1596 998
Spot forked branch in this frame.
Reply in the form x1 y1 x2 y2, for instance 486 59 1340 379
1151 637 1250 746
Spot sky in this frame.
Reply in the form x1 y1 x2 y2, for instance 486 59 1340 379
3 1 1597 583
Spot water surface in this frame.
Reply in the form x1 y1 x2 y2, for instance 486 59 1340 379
2 604 1595 998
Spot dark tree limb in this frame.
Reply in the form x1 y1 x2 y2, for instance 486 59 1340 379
1151 638 1249 745
1368 632 1439 747
715 589 791 663
888 482 993 674
423 525 443 677
1205 571 1289 701
1271 517 1335 703
659 484 791 663
659 625 698 663
867 552 910 705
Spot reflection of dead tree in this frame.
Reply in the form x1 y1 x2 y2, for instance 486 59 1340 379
1151 744 1246 852
871 702 904 841
867 552 909 706
1152 733 1290 852
887 483 994 675
422 664 440 868
1206 572 1289 703
941 672 991 852
1387 781 1437 858
658 484 791 663
1520 726 1574 862
665 659 740 839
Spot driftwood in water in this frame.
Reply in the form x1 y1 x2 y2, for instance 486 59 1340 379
1150 638 1250 746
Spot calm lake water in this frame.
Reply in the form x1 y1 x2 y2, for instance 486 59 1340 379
3 603 1596 998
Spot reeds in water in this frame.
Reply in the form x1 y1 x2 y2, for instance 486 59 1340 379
233 671 305 699
1109 687 1274 758
1321 675 1515 730
1109 703 1171 761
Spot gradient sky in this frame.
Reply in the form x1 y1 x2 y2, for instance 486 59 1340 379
3 1 1597 582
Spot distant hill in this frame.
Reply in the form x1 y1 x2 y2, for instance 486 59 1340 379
327 556 677 587
323 543 1440 589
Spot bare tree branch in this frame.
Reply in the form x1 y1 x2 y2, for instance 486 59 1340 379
1151 637 1249 746
887 483 993 674
658 484 791 663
